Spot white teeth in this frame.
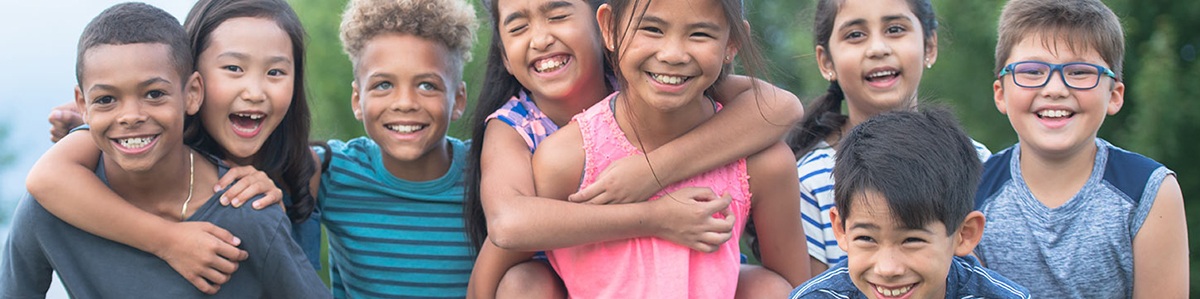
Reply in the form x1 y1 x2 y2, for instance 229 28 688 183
118 137 153 149
386 124 424 133
875 285 912 297
1038 109 1071 118
534 56 567 73
868 70 898 78
235 113 264 120
650 73 687 85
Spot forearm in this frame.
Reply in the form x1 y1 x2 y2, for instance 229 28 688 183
467 240 537 299
649 78 802 185
25 132 175 255
488 196 654 251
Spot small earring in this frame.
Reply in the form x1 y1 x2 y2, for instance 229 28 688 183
827 71 834 81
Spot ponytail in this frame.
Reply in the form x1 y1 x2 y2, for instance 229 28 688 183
787 82 848 157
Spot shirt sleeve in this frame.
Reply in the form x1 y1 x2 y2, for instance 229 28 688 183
1 196 55 298
261 217 332 299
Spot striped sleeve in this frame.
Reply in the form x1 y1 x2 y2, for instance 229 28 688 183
796 145 844 265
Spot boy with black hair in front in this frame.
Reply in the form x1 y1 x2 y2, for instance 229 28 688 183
791 108 1029 299
0 3 327 297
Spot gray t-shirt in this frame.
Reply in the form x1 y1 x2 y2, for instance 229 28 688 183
974 139 1172 298
1 156 331 298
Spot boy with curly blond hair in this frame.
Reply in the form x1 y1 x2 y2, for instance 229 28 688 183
314 0 478 297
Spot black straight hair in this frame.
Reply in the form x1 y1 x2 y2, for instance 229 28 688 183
182 0 316 223
833 106 980 234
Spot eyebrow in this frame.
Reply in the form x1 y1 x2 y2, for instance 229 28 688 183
87 77 172 94
540 0 573 13
413 73 446 84
267 55 293 66
216 52 248 60
837 15 914 32
641 15 723 32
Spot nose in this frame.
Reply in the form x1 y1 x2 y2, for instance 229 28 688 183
1040 69 1071 99
656 37 690 65
117 98 148 127
872 248 906 278
240 74 268 104
390 88 421 113
865 36 893 59
529 23 555 51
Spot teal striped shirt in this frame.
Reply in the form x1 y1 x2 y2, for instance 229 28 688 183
316 137 474 298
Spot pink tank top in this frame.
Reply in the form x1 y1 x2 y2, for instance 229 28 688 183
547 93 752 299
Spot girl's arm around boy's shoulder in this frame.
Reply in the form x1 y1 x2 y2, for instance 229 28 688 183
1131 174 1188 298
746 141 811 286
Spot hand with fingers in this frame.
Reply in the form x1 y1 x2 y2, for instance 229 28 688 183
215 165 283 210
157 221 249 294
650 187 736 253
47 102 84 143
569 154 660 205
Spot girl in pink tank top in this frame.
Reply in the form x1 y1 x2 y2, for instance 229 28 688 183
530 0 812 297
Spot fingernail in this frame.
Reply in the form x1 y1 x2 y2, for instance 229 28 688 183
232 237 241 245
219 196 228 205
213 185 221 192
232 199 241 206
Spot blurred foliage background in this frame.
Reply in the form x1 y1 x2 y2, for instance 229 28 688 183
291 0 1199 293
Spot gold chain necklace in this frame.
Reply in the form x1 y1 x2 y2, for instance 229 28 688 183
179 150 194 220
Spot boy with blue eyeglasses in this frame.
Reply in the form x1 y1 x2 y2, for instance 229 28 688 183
978 0 1188 298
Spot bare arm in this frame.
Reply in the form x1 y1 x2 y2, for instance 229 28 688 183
569 75 802 204
1131 174 1188 298
466 240 538 299
747 142 810 286
485 121 733 252
25 130 247 294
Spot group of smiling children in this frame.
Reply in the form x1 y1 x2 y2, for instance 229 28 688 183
1 0 1187 298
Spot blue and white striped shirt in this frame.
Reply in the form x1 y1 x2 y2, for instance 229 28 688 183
316 137 474 299
798 139 991 265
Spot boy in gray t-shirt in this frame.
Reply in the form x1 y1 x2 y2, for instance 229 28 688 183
979 0 1188 297
0 3 327 298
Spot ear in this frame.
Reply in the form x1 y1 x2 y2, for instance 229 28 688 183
724 21 749 63
451 81 468 121
952 211 986 256
923 32 939 68
350 80 363 121
74 85 88 120
596 4 616 53
184 71 204 116
815 45 835 81
830 207 850 252
1107 80 1125 115
993 79 1007 115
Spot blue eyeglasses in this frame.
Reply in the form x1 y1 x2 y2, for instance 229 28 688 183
998 61 1118 90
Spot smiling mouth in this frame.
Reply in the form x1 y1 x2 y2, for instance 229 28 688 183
533 55 570 73
1037 109 1074 119
866 70 900 82
115 135 157 149
874 283 915 297
230 113 265 133
386 124 426 133
648 72 691 85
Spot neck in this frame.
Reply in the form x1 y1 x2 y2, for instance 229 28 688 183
614 92 714 152
529 76 611 127
1018 139 1098 208
105 148 215 220
381 139 453 182
836 95 919 145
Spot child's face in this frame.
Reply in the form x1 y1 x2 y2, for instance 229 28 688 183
498 0 607 102
831 191 970 299
195 17 295 163
351 33 466 170
818 0 936 118
599 0 735 111
75 43 202 172
993 33 1124 158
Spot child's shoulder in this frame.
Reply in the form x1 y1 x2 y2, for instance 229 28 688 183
948 256 1032 299
788 261 859 299
1097 139 1170 204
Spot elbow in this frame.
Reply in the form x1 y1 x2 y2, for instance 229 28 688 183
775 90 804 126
486 216 520 250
